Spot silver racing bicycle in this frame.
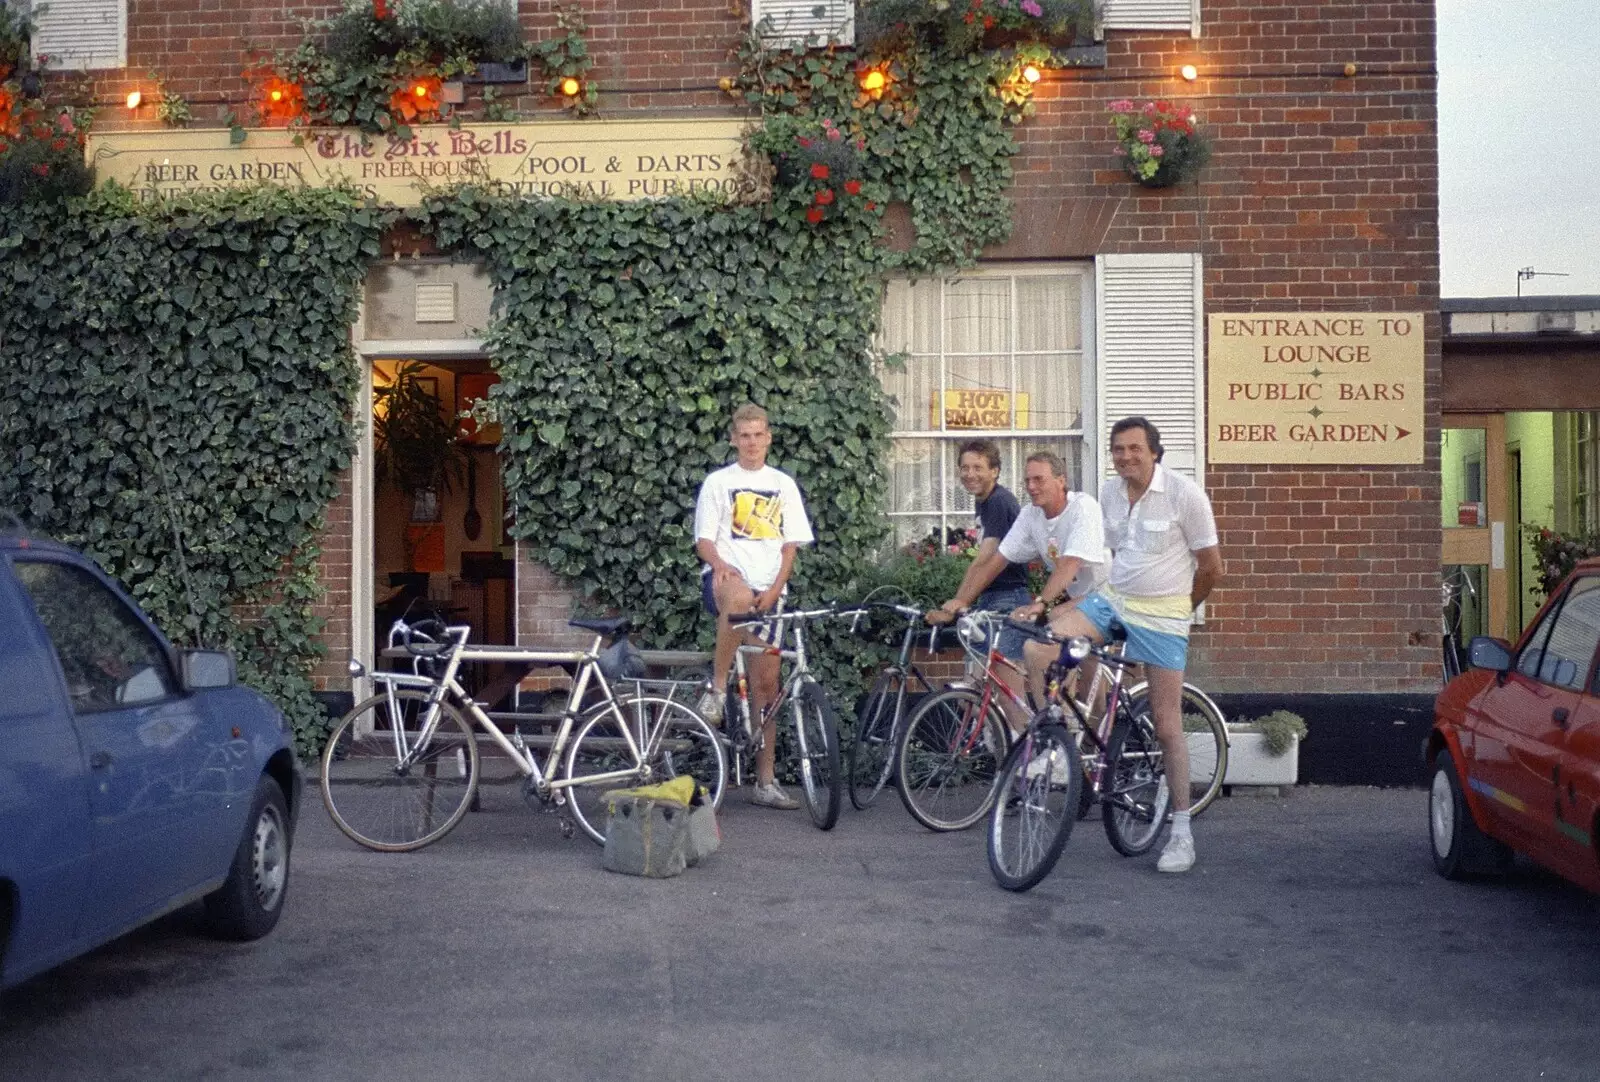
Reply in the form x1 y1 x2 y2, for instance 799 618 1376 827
321 616 726 851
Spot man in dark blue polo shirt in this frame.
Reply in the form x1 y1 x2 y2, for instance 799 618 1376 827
926 440 1032 725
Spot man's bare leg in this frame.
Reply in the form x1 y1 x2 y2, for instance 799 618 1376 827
1142 664 1190 813
750 650 781 785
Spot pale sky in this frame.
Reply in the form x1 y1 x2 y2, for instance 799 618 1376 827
1438 0 1600 299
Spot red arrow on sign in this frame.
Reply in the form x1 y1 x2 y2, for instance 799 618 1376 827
1395 427 1411 440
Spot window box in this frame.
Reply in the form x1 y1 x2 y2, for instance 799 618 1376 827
464 59 528 85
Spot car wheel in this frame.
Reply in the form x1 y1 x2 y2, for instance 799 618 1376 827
1429 750 1512 880
205 776 292 941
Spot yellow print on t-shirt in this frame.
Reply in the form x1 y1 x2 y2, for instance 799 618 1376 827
731 489 784 540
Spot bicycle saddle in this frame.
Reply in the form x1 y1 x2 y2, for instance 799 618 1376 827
569 616 630 637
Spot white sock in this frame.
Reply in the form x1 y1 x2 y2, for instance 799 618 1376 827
1170 810 1192 841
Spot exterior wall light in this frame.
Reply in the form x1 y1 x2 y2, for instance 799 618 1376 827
1180 64 1198 81
125 89 142 110
859 69 886 93
1021 65 1042 84
560 77 581 97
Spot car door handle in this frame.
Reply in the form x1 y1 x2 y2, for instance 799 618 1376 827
89 751 113 769
1553 707 1570 729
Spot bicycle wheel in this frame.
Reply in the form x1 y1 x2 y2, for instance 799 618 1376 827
895 686 1010 832
1101 708 1172 856
320 689 479 852
848 672 904 810
565 696 727 845
986 722 1082 892
1125 681 1228 816
793 682 842 830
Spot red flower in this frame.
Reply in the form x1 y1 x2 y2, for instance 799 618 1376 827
814 188 835 205
844 179 861 196
798 136 813 148
373 0 389 18
805 208 824 224
810 162 829 180
51 137 66 151
866 201 877 211
32 163 50 176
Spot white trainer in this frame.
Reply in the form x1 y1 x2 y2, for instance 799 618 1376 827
748 781 800 810
696 688 726 726
1157 833 1195 873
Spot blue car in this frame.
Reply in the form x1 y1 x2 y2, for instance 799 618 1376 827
0 529 303 991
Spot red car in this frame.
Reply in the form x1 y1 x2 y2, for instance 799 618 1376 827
1429 558 1600 892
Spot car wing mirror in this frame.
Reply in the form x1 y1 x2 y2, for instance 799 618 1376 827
1466 636 1512 674
180 649 236 690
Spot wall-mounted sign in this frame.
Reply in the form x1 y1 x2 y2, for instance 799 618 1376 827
1207 312 1426 464
86 119 752 206
931 389 1031 430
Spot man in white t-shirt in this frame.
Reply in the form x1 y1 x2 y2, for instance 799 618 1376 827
693 402 815 810
1054 417 1223 874
940 451 1107 721
998 451 1109 714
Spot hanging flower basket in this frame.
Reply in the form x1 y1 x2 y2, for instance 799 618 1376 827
1108 98 1211 188
857 0 1093 56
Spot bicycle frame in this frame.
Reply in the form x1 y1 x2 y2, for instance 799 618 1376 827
727 606 834 736
363 624 651 799
957 612 1135 791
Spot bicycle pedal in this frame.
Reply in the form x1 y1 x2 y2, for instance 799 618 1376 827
557 817 575 840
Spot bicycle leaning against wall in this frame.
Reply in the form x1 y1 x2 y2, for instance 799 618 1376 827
321 616 726 852
845 599 947 812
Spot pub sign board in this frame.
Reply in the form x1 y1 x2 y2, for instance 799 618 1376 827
87 118 751 205
1207 312 1426 465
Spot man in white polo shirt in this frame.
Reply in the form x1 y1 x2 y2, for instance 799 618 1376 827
1053 417 1222 874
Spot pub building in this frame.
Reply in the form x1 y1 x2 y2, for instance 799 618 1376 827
22 0 1496 783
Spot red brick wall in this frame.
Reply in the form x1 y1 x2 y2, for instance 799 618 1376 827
81 0 1440 697
992 4 1440 693
310 468 354 689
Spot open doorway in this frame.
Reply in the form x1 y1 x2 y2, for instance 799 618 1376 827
370 357 516 708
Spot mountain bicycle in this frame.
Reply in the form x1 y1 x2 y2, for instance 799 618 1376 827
724 606 854 830
321 616 726 851
986 620 1189 892
896 612 1228 835
845 600 945 811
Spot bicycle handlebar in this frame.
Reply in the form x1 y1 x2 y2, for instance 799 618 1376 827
999 617 1135 668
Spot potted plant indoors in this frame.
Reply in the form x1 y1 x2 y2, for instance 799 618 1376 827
373 361 466 567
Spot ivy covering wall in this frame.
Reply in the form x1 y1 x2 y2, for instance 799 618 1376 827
414 192 893 648
0 23 1048 748
0 187 384 754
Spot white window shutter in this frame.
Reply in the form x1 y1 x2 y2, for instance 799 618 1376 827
1100 0 1200 37
31 0 126 70
1095 252 1205 483
751 0 854 47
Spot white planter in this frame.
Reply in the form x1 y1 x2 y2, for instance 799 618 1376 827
1216 728 1299 786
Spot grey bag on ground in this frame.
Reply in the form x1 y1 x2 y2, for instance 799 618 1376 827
601 794 691 878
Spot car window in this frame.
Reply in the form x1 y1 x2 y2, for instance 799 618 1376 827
12 560 177 713
1519 575 1600 692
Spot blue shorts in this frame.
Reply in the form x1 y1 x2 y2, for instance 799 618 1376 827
1076 592 1189 672
974 585 1032 660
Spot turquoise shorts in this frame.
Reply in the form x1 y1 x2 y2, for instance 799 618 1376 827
1076 592 1189 672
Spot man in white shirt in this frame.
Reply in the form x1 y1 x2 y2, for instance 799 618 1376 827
1054 417 1223 874
936 451 1108 725
693 403 815 810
